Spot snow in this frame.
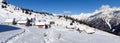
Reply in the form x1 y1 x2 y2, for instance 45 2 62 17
66 25 76 29
0 1 120 43
105 19 112 29
71 13 94 20
84 27 95 34
77 24 87 31
35 22 49 25
0 25 24 43
0 15 6 24
17 21 27 24
4 19 13 23
3 26 120 43
0 0 4 2
0 23 120 43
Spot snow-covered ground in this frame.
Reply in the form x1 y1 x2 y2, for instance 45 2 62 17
0 1 120 43
0 25 120 43
0 25 24 43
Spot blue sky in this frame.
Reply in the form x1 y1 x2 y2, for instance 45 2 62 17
7 0 120 15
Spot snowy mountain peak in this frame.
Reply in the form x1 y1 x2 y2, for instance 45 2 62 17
84 5 120 36
71 5 120 36
100 5 110 10
89 5 120 19
93 5 120 14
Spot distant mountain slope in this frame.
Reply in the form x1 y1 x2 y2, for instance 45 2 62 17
71 5 120 36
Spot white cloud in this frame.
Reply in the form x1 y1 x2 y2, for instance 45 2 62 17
100 5 110 10
63 11 72 14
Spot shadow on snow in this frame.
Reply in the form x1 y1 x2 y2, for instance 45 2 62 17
0 25 20 32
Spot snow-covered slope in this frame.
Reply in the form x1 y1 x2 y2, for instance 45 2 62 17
0 25 24 43
1 24 120 43
0 0 120 43
87 5 120 35
0 0 77 27
71 13 94 21
71 5 120 36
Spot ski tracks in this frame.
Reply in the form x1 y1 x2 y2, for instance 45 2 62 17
1 26 30 43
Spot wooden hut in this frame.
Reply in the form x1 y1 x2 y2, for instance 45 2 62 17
35 22 50 29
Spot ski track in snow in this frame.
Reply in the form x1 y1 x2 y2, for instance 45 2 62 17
1 26 29 43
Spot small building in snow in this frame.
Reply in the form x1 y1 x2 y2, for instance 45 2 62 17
76 25 86 32
35 22 50 29
84 28 95 34
4 19 13 25
17 20 27 26
50 21 55 24
66 25 76 29
47 20 55 24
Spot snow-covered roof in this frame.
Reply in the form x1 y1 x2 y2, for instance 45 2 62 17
45 22 50 25
17 20 27 24
35 22 50 25
85 28 95 34
66 25 76 28
55 21 63 24
77 24 87 30
20 17 27 21
4 19 13 22
47 20 54 22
